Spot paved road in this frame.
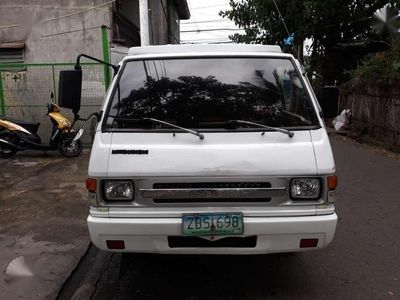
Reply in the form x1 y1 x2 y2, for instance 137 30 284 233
92 137 400 300
0 151 90 299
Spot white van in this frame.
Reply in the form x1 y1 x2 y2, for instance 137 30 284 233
84 44 338 254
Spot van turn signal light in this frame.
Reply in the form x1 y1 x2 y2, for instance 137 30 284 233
327 175 338 190
86 178 96 193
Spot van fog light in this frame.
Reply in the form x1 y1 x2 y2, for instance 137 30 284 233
104 180 134 200
290 178 321 199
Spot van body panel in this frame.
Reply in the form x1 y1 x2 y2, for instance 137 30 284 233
86 45 338 254
310 128 336 174
88 133 112 177
107 131 317 178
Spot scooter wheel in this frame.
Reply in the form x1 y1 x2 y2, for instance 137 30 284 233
0 132 17 158
58 138 83 158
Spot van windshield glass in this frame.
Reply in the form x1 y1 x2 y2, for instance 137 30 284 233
105 57 317 130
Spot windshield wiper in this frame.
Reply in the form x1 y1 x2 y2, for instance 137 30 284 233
114 117 204 140
227 120 295 137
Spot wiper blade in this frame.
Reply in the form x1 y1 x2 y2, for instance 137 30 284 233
229 120 295 137
145 118 204 139
114 117 204 140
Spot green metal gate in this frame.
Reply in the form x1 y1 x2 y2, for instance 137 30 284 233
0 63 107 144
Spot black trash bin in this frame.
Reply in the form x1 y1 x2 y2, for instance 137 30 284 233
317 86 339 118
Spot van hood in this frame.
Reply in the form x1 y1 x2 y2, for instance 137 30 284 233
104 131 317 177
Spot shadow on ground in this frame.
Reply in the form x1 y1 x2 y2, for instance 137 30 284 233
114 253 308 300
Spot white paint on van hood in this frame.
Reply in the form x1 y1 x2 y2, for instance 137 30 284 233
105 131 317 178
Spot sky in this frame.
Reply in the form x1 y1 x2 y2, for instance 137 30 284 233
179 0 313 53
180 0 245 44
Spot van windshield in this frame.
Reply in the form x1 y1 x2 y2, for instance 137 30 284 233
105 57 317 130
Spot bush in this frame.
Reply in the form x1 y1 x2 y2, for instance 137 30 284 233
350 39 400 86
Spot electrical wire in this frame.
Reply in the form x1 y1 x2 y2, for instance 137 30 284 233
191 4 229 10
272 0 300 60
181 41 235 44
41 26 102 37
187 0 200 33
44 0 116 23
0 0 116 29
181 28 245 33
181 19 231 25
181 37 234 42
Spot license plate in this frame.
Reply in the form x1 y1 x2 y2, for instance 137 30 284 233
182 213 244 236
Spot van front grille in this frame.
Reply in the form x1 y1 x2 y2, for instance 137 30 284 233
153 198 271 204
153 182 271 189
149 182 274 203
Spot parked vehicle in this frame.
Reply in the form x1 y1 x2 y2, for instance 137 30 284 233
0 95 84 158
60 44 338 254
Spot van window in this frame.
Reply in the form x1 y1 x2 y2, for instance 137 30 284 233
105 57 316 130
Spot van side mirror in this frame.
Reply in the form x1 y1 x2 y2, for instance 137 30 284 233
58 70 82 114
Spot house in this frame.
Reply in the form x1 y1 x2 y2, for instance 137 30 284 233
0 0 190 143
0 0 190 64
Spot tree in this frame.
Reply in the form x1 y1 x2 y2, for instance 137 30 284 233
220 0 400 83
113 74 292 128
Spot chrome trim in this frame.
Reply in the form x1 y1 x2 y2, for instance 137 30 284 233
73 128 84 141
138 187 287 199
0 138 11 145
51 129 59 141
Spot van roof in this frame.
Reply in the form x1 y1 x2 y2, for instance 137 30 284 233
128 44 282 56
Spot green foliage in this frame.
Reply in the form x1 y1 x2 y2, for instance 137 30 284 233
349 39 400 86
220 0 400 81
220 0 398 51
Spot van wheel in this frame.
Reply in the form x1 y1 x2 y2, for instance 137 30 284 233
58 138 83 157
0 132 17 158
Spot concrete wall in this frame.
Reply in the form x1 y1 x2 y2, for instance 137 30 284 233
0 1 111 143
0 0 112 63
0 0 186 144
111 45 129 65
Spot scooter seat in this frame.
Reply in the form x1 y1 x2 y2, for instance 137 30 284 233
0 115 40 134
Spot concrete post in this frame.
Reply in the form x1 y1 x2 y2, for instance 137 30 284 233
0 67 5 116
139 0 150 46
101 25 111 91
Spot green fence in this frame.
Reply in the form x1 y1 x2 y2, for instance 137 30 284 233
0 63 107 144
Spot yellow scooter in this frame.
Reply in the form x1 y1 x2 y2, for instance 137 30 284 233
0 94 84 158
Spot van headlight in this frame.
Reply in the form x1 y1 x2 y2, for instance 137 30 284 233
290 178 321 199
103 180 134 201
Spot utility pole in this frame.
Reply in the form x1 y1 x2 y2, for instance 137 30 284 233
139 0 150 46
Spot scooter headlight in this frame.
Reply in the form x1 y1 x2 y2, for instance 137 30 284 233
103 180 134 201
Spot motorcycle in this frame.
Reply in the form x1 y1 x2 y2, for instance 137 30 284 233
0 95 86 158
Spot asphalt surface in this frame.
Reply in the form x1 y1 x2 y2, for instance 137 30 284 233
0 150 90 299
91 136 400 300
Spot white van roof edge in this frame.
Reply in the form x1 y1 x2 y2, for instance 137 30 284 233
128 44 282 56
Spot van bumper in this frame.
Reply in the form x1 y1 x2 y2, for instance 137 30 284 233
87 213 337 255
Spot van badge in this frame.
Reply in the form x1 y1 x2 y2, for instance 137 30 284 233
112 149 149 155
